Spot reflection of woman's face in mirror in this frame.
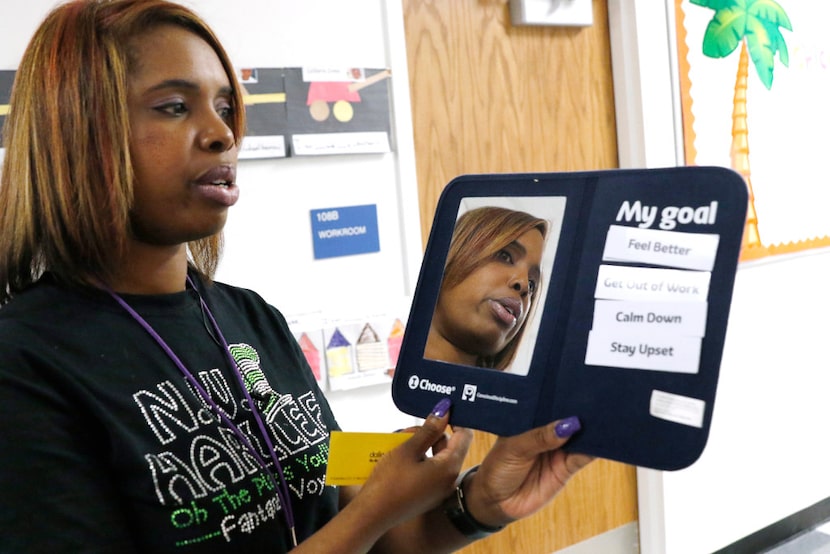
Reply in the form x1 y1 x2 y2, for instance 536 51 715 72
425 206 548 370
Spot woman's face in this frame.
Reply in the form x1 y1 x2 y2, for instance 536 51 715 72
432 227 545 361
127 24 238 248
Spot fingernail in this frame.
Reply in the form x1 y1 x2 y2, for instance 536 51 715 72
432 398 452 418
555 416 581 438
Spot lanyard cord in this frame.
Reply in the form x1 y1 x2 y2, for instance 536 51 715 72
104 278 298 548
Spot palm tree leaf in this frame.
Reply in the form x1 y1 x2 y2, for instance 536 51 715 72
762 21 789 66
747 0 792 31
701 8 746 58
745 25 775 89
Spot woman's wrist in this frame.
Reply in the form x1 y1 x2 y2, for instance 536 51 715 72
442 465 508 539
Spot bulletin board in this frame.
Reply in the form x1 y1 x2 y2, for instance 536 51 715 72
675 0 830 261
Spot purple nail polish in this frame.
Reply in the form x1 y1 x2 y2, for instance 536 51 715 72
555 416 581 438
432 398 452 418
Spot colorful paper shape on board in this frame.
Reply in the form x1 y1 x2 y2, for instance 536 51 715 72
326 327 353 377
298 332 322 381
387 318 405 367
307 81 362 106
283 67 392 155
238 67 287 159
355 323 389 372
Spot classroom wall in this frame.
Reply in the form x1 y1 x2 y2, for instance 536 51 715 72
610 1 830 552
663 252 830 553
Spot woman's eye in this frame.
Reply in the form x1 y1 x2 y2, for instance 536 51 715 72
155 102 187 116
496 250 513 264
217 104 234 121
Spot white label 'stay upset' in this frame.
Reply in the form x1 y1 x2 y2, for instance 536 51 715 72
584 331 702 373
595 265 711 302
602 225 720 271
650 390 706 428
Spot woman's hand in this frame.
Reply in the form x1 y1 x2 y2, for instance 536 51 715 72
350 398 474 532
461 417 593 528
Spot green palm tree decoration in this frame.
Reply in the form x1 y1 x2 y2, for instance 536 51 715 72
691 0 791 251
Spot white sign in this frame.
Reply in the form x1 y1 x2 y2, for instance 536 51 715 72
595 264 711 302
603 225 720 271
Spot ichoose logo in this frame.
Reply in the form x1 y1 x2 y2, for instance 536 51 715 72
407 375 457 395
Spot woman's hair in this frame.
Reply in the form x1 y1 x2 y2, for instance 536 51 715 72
442 206 548 370
0 0 245 304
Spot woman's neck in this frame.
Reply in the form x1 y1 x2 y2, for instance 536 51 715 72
424 327 478 367
106 243 190 295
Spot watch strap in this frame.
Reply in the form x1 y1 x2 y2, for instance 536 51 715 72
443 465 506 540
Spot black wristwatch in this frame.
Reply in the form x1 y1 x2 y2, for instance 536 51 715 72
443 465 506 540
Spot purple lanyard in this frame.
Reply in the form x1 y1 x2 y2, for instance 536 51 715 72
105 276 298 548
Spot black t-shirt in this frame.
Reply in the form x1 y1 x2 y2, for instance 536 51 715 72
0 273 340 552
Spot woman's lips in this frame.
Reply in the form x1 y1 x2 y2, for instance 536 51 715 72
489 297 523 327
195 182 239 206
194 165 239 207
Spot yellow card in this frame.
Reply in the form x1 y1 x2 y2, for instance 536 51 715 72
325 431 412 486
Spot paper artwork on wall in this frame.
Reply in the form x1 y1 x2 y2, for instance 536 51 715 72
239 67 288 159
286 311 328 390
386 318 405 373
279 299 412 394
284 67 392 156
322 314 403 392
355 323 389 372
297 332 323 381
0 65 391 163
325 327 354 378
676 0 830 261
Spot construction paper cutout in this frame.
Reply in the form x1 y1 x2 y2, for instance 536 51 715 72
355 323 389 372
298 332 322 381
386 318 405 368
326 327 354 377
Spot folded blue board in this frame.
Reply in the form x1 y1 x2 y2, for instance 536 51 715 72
392 166 747 471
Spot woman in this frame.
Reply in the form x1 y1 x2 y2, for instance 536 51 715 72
426 206 548 370
0 1 591 552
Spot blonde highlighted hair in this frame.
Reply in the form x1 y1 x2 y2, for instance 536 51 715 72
0 0 245 304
